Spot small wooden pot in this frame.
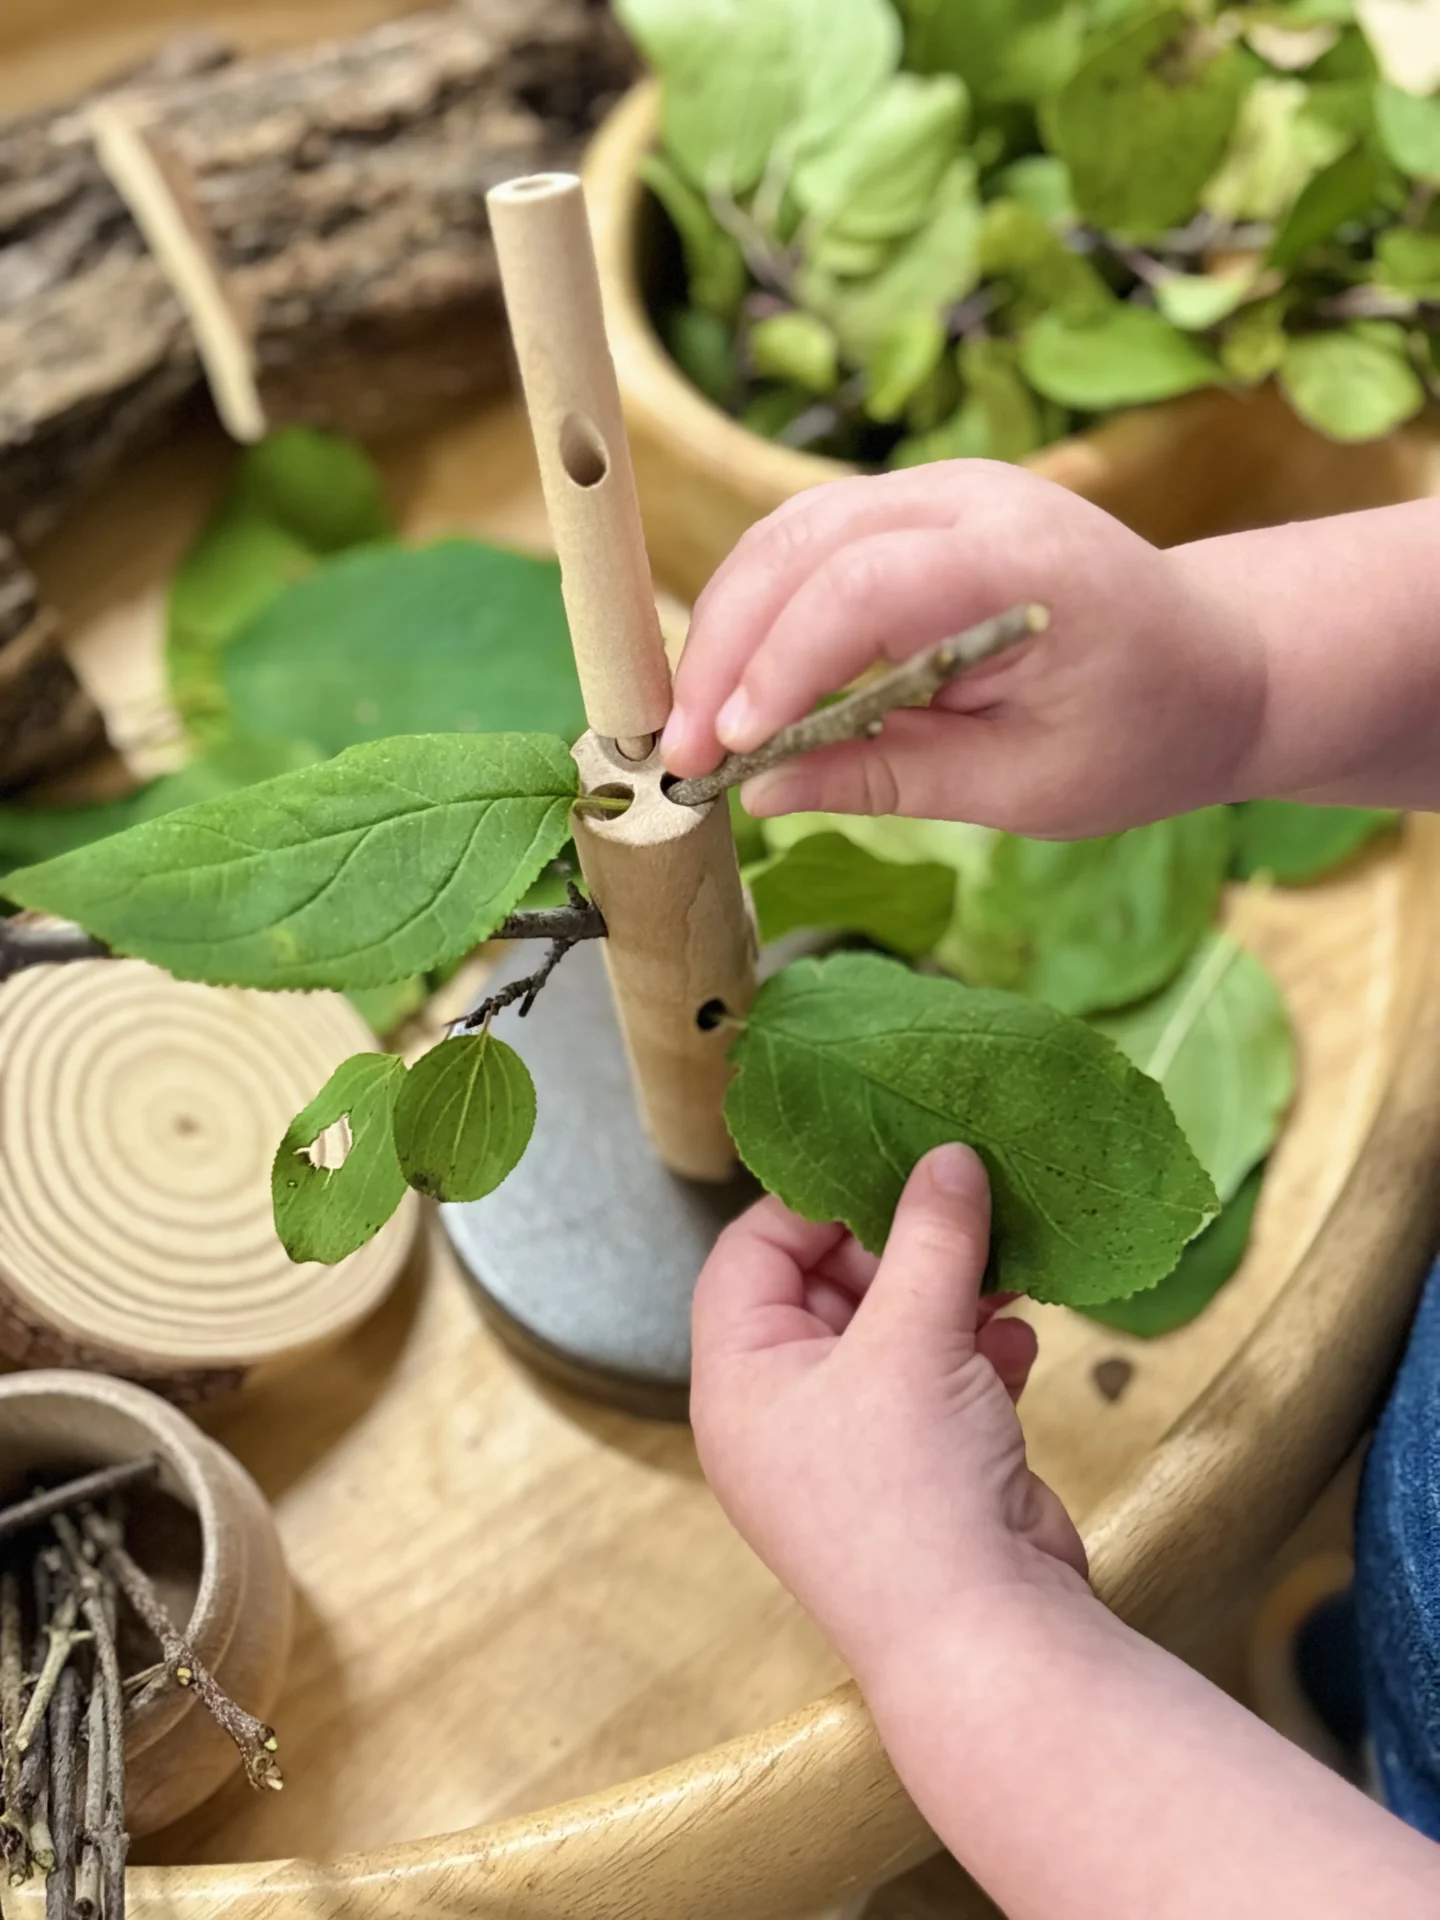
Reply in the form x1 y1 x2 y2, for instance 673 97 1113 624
0 1370 291 1836
584 81 1437 600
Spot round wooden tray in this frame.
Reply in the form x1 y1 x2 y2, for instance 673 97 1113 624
7 7 1440 1918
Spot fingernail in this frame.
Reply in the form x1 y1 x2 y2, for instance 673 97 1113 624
929 1143 983 1195
741 771 800 817
716 687 763 751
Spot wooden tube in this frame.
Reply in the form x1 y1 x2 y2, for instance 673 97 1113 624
572 735 756 1181
487 172 671 756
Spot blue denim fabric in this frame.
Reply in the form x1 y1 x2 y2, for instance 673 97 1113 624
1355 1259 1440 1839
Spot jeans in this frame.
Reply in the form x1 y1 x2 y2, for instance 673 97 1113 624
1355 1259 1440 1838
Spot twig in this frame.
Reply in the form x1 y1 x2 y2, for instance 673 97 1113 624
0 1567 29 1881
17 1590 81 1755
0 1463 158 1551
490 898 605 946
665 602 1050 808
50 1519 125 1920
79 1516 281 1794
454 884 604 1033
73 1665 103 1920
0 919 108 982
45 1669 77 1920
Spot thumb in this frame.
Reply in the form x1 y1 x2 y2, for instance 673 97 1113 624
850 1144 992 1352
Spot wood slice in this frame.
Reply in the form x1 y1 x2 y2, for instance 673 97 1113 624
0 960 416 1390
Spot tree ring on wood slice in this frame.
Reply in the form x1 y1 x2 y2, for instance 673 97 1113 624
443 939 760 1421
0 959 418 1394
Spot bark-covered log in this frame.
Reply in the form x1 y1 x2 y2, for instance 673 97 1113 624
0 540 106 794
0 0 634 547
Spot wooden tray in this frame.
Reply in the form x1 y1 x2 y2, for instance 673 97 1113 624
7 8 1440 1917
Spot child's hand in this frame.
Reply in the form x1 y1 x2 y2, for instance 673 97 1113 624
661 462 1266 838
690 1143 1087 1687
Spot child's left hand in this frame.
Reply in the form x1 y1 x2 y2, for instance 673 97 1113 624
690 1145 1089 1690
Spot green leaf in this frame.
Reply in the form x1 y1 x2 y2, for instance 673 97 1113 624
899 0 1084 106
640 154 748 319
745 832 955 954
993 154 1077 223
1044 10 1247 239
864 313 948 423
1201 76 1353 223
272 1053 408 1264
726 951 1217 1303
810 156 982 360
1280 328 1425 440
638 2 798 195
1154 269 1255 331
794 73 967 245
750 312 840 395
392 1032 536 1202
1374 81 1440 183
1020 305 1223 410
978 198 1113 324
1267 141 1379 266
1231 798 1399 881
663 307 736 406
1092 933 1294 1202
1220 294 1291 383
5 733 578 991
739 385 815 439
1377 227 1440 297
894 337 1045 466
0 734 321 873
945 810 1234 1017
168 429 393 731
1080 1163 1263 1336
223 539 585 754
782 0 903 159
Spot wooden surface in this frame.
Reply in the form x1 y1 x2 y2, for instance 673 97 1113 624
0 963 418 1385
7 6 1440 1916
0 1370 291 1834
585 81 1440 603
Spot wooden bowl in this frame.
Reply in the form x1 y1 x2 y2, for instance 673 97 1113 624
7 8 1440 1916
584 81 1440 601
0 1370 291 1836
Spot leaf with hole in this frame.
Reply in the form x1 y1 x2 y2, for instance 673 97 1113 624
1020 306 1222 410
1079 1163 1263 1336
1042 10 1247 238
1092 933 1294 1202
271 1052 408 1264
392 1032 536 1202
4 732 578 990
745 832 955 955
222 539 585 753
1231 798 1399 880
945 810 1234 1017
1280 328 1425 440
726 952 1217 1303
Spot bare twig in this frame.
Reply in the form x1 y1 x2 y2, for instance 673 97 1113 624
73 1667 103 1920
666 602 1050 808
45 1669 77 1920
0 1463 158 1551
79 1516 281 1794
0 1567 28 1880
454 884 605 1033
490 897 605 947
17 1590 81 1755
50 1518 125 1920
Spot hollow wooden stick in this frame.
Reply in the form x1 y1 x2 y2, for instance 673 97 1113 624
487 173 672 758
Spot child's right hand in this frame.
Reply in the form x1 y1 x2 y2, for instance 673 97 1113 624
661 461 1267 839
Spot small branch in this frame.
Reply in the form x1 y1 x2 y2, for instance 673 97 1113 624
0 918 108 982
49 1517 125 1920
0 1462 158 1551
79 1516 281 1794
0 1568 28 1881
455 884 604 1033
16 1590 81 1756
45 1670 77 1920
73 1664 104 1920
666 602 1049 808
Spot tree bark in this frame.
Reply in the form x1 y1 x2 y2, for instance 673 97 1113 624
0 541 105 795
0 0 635 548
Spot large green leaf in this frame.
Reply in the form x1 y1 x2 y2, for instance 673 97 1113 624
1267 141 1380 267
0 735 321 873
4 733 578 991
223 539 585 753
629 0 798 195
1280 328 1425 440
1080 1163 1263 1337
1092 933 1293 1202
168 428 393 731
1231 798 1399 880
945 810 1234 1017
745 832 955 955
1201 77 1354 224
793 73 967 245
392 1033 536 1202
898 0 1083 106
726 952 1217 1303
1020 305 1223 410
1043 10 1247 238
271 1053 408 1264
1374 81 1440 183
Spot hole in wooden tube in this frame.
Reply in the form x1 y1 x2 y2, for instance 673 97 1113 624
695 999 728 1032
583 781 634 817
499 172 572 199
559 412 609 488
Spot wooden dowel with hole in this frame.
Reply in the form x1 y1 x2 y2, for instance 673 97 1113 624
487 173 671 758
